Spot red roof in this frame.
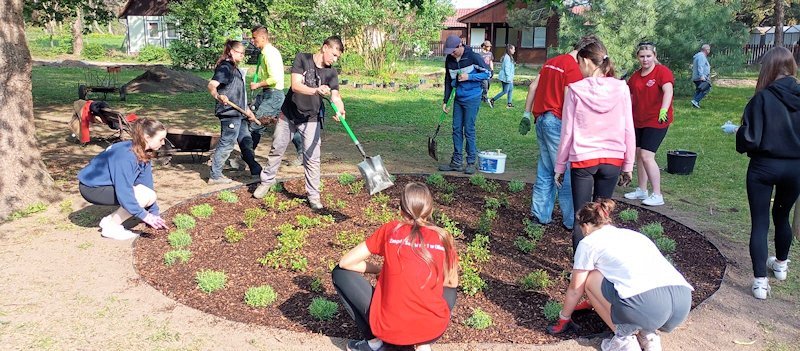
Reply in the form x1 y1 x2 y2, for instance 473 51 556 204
444 8 476 28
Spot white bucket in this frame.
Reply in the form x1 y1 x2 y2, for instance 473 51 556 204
478 149 507 174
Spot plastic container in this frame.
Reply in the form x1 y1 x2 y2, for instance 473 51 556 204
666 150 697 175
478 149 507 174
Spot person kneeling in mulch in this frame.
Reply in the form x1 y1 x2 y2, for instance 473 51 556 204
332 182 458 351
547 199 693 351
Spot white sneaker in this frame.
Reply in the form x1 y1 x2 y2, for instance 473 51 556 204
636 332 662 351
101 223 139 240
624 188 648 200
767 256 789 281
752 277 770 300
642 193 665 206
601 335 639 351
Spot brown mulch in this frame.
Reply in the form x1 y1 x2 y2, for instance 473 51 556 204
124 66 209 94
133 175 725 344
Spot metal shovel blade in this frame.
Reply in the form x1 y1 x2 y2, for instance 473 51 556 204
357 155 394 195
427 124 440 161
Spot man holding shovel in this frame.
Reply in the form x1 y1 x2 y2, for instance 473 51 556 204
253 36 346 210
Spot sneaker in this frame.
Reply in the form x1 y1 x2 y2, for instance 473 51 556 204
253 183 272 199
438 163 462 172
347 339 384 351
574 300 593 311
309 198 324 210
624 187 649 200
487 98 495 108
507 103 514 109
464 164 477 174
767 256 789 281
601 335 639 351
289 155 303 167
636 332 662 351
100 220 138 240
691 100 700 109
642 193 665 206
752 277 770 299
208 176 233 185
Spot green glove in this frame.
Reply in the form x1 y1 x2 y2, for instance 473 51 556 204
519 113 532 135
658 108 668 124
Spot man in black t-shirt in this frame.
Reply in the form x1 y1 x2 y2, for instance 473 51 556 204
253 36 346 210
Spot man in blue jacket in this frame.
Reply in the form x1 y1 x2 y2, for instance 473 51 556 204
691 44 711 108
439 34 491 174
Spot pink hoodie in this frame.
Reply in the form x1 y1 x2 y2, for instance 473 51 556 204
555 77 636 173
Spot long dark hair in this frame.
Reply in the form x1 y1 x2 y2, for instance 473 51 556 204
577 40 615 77
215 40 243 68
755 46 797 92
130 118 165 162
506 44 516 64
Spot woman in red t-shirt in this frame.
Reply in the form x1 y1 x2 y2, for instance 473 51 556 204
332 182 459 351
624 42 674 207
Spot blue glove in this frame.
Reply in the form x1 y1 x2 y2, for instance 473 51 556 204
721 121 738 134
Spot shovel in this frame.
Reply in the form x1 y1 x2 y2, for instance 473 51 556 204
328 101 394 195
226 100 261 125
428 93 455 161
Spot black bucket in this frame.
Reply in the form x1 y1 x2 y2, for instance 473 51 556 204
666 150 697 175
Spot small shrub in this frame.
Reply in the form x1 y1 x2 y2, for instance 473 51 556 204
172 214 196 230
469 173 487 187
480 180 500 193
371 192 391 206
619 209 639 222
435 212 463 238
460 267 487 296
467 234 491 264
439 192 454 205
296 214 333 229
523 218 544 241
514 236 536 253
498 193 510 208
218 190 239 203
464 308 493 329
335 230 365 250
82 43 106 60
519 269 551 291
224 225 245 243
136 45 170 62
337 173 357 185
244 208 267 229
308 297 339 321
263 192 278 209
508 180 525 193
640 222 664 240
484 197 501 210
277 198 305 212
655 236 677 254
426 173 447 189
442 182 457 194
542 300 563 322
310 276 324 293
347 180 365 194
271 182 284 193
244 285 278 307
364 204 398 224
195 269 227 293
167 229 192 248
59 199 73 214
8 202 48 221
190 204 214 219
163 249 191 266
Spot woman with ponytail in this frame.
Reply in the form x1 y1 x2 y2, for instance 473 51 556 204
332 182 458 351
554 40 636 252
78 118 169 240
547 199 693 351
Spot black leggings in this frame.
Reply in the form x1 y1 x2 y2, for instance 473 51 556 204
570 164 621 250
746 157 800 277
331 265 457 343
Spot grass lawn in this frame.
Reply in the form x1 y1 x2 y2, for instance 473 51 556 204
31 65 799 300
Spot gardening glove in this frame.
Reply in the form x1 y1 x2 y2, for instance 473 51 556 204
554 172 564 188
658 108 668 124
546 312 578 335
721 120 738 134
519 113 532 135
143 213 168 230
618 172 632 187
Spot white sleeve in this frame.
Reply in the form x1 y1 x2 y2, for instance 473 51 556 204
572 241 596 271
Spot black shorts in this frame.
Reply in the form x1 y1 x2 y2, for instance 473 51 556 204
79 183 119 206
634 127 669 153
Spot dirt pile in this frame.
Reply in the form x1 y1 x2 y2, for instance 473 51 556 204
124 66 208 94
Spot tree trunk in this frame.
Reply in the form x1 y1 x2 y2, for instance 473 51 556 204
0 0 55 219
107 22 114 35
93 20 104 34
72 7 83 56
775 0 784 46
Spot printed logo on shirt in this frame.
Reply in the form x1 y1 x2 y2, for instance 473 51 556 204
388 237 445 252
646 79 656 87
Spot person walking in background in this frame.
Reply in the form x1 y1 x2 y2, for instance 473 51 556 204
554 41 635 251
480 40 495 108
624 42 675 207
438 34 491 175
332 182 458 351
208 40 261 184
77 118 169 240
547 199 693 351
690 44 712 108
722 47 800 299
490 44 516 109
519 35 599 230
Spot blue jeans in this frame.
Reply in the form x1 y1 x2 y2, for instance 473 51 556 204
693 80 711 103
492 82 513 104
532 112 574 229
451 98 481 165
210 117 261 178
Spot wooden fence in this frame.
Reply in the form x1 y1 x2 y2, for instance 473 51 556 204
732 44 800 64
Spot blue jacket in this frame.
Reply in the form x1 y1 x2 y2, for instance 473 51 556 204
691 52 710 81
443 46 491 103
497 53 515 83
77 141 159 220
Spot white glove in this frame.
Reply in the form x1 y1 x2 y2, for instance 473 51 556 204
721 121 738 134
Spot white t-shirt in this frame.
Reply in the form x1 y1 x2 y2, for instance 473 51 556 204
573 225 693 299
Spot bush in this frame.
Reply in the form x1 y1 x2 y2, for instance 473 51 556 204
460 267 487 296
484 197 501 210
464 308 493 329
310 276 325 293
82 43 107 60
308 297 339 321
619 209 639 222
335 230 365 250
347 180 365 194
172 214 196 230
640 222 664 240
243 208 266 229
244 285 278 307
167 229 192 248
514 236 536 254
508 180 525 193
519 269 551 291
137 45 171 62
218 190 238 203
542 300 563 322
469 174 487 187
439 192 454 205
195 269 227 293
224 225 245 243
480 180 500 193
190 204 214 219
522 218 544 241
337 173 357 185
163 249 192 266
426 173 447 189
655 236 677 254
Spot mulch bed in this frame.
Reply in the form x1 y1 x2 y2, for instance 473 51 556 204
133 174 725 344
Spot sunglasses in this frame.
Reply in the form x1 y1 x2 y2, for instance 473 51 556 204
638 41 655 48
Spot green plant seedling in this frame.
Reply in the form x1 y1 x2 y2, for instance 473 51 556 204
514 236 536 253
439 192 455 205
224 225 245 243
459 266 487 296
640 222 664 240
190 203 214 219
347 180 365 194
172 214 196 230
425 173 448 189
195 269 227 293
167 229 192 248
218 190 239 203
522 218 544 241
337 173 357 185
542 300 563 322
372 192 391 206
480 180 499 193
244 208 267 229
520 269 551 291
436 212 463 238
276 198 305 212
310 276 325 293
508 180 525 193
270 182 284 193
163 249 191 266
442 182 457 194
484 197 501 210
619 209 639 222
335 230 365 250
308 297 339 321
469 173 487 187
244 285 278 307
655 236 677 254
464 308 493 329
263 192 278 209
8 201 48 220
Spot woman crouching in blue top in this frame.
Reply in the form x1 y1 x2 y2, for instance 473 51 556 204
78 118 169 240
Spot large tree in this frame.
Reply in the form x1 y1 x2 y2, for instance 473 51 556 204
1 0 54 219
23 0 115 56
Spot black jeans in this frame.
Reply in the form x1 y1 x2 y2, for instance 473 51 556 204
331 265 457 343
746 157 800 277
570 164 621 250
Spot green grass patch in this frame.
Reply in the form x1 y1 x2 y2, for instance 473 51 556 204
308 297 339 321
244 285 278 307
655 236 677 254
195 269 227 293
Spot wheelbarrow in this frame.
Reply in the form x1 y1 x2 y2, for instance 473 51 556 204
78 66 127 101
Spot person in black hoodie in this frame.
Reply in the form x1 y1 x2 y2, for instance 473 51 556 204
726 46 800 299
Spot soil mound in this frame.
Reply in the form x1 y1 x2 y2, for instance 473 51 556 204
125 66 208 94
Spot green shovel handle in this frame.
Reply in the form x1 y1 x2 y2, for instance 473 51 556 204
327 99 367 158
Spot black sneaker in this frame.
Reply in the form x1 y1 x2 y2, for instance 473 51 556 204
464 164 477 174
487 98 495 108
438 163 462 172
507 103 514 109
